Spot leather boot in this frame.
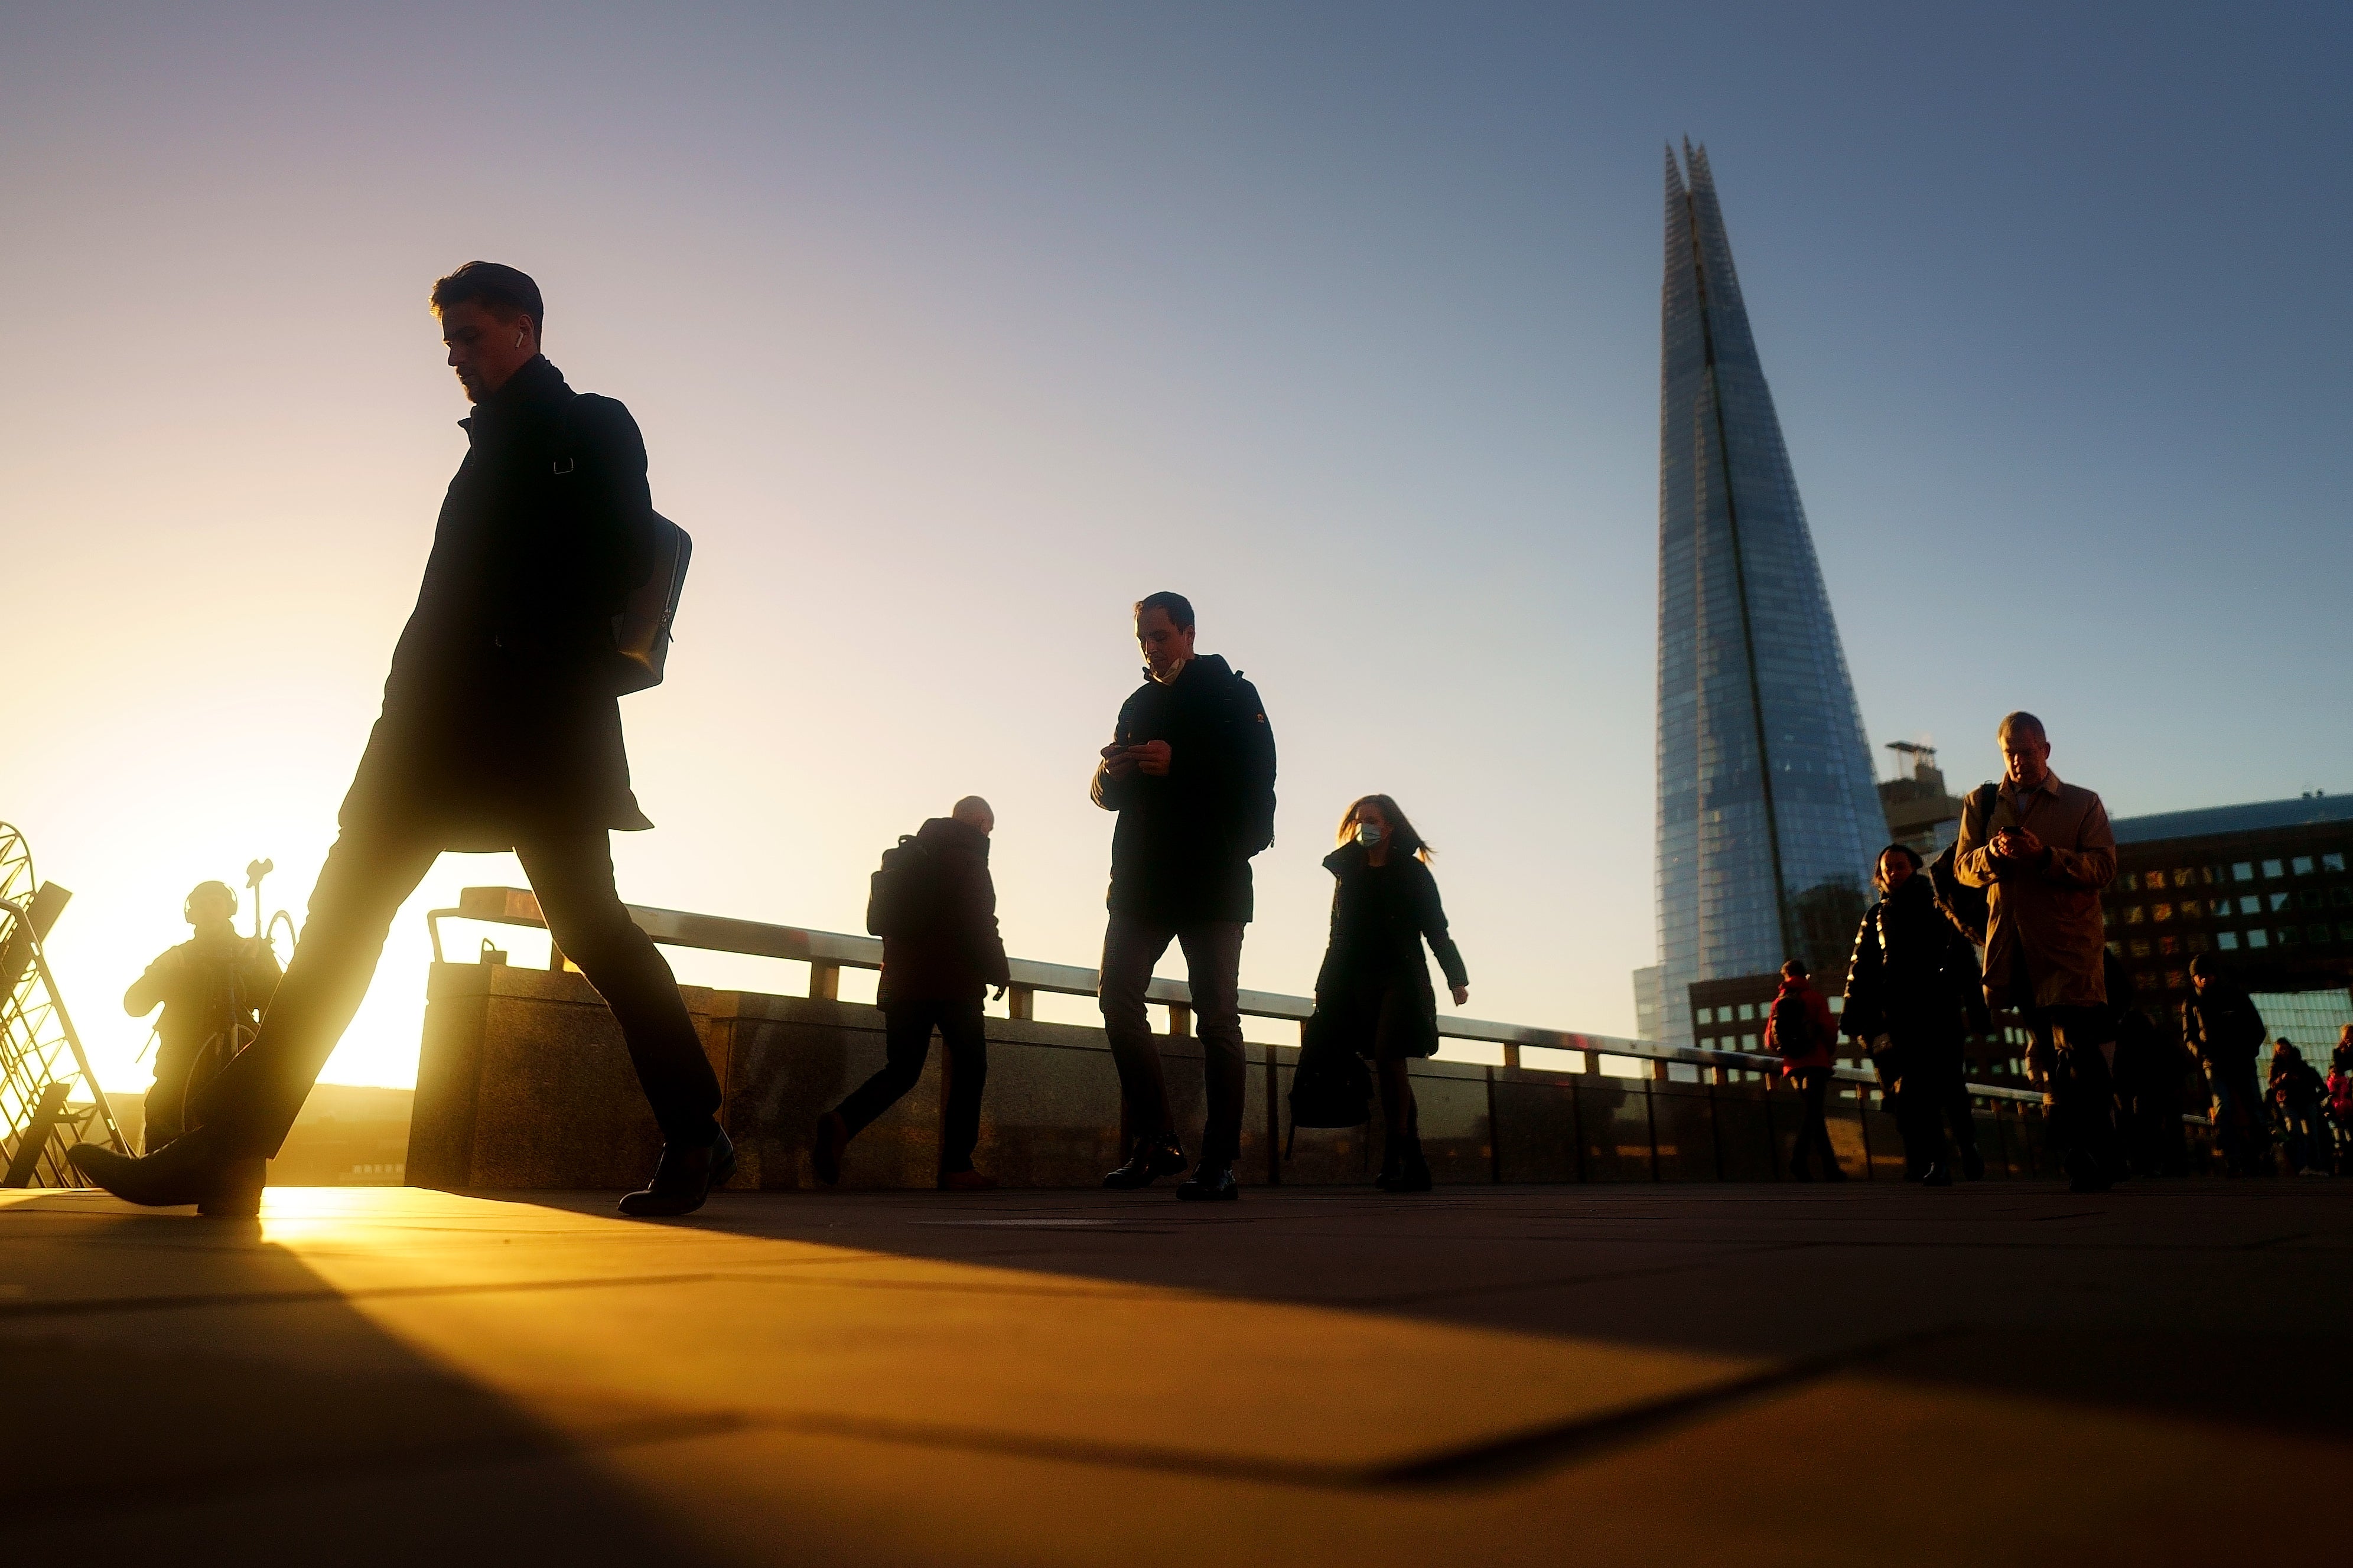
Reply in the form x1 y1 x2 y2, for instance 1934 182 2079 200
1103 1137 1187 1189
67 1127 258 1211
619 1128 737 1217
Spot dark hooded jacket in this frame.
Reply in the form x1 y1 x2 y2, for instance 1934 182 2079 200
1841 873 1992 1042
2183 980 2267 1074
339 355 659 847
1311 842 1467 1060
876 816 1013 1009
1089 654 1277 926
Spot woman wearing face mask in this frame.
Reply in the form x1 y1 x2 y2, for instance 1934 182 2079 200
1841 842 1992 1186
1313 795 1470 1192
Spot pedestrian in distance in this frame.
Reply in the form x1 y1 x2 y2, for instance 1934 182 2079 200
1310 796 1470 1194
71 262 728 1218
1952 712 2122 1194
814 797 1011 1191
2267 1038 2331 1178
2326 1026 2353 1175
1840 843 1990 1186
1091 592 1278 1201
1767 959 1845 1181
122 881 283 1153
2183 953 2271 1176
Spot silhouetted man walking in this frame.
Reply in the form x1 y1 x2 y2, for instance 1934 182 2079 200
1952 711 2118 1192
1092 592 1276 1200
73 262 727 1217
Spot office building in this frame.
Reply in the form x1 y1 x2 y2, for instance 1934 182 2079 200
1654 142 1883 1045
2103 793 2353 1012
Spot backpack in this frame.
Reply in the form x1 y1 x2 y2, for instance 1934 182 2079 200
1770 989 1820 1059
1285 1010 1372 1156
553 396 691 695
865 836 939 939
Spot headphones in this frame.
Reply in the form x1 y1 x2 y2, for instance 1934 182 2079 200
184 880 238 924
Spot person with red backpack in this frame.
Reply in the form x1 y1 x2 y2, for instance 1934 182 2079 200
1768 959 1846 1181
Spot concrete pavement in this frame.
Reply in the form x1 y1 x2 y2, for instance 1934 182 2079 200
4 1179 2345 1563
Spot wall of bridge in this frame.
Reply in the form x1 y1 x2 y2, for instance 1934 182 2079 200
407 959 2093 1191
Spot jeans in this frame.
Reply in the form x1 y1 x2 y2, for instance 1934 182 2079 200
834 1000 988 1172
195 821 721 1158
1098 913 1247 1169
2209 1068 2267 1174
1789 1067 1839 1175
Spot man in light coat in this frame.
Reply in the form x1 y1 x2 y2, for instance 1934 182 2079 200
1952 711 2120 1191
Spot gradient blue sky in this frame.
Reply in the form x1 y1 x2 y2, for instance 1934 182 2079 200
5 3 2348 1091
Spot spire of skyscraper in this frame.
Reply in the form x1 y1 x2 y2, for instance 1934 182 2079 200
1654 143 1884 1047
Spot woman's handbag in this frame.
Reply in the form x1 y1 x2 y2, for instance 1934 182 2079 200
1285 1008 1373 1156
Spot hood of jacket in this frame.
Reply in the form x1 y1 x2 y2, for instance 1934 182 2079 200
915 815 991 862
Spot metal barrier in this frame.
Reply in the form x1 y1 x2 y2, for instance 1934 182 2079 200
427 885 2048 1106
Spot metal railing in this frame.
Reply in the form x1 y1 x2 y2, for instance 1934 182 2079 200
427 885 2047 1105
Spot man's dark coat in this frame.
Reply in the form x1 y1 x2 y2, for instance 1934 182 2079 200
1089 654 1277 927
339 356 659 848
877 816 1013 1010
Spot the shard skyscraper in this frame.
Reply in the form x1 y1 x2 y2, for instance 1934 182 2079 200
1655 142 1882 1047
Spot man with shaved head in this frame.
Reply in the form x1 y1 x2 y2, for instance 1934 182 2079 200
815 796 1012 1189
1953 711 2121 1191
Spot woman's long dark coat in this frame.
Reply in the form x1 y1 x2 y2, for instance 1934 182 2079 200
1313 842 1469 1060
339 355 659 848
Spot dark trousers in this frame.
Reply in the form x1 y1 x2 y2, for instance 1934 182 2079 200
2013 984 2120 1178
1877 1025 1979 1175
2210 1068 2267 1174
1099 913 1247 1169
1790 1067 1839 1175
194 821 721 1159
144 1035 203 1153
834 1000 988 1173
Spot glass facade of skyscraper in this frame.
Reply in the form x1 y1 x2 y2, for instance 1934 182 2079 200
1655 143 1883 1047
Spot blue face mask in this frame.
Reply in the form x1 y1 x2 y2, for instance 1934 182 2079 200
1355 823 1383 848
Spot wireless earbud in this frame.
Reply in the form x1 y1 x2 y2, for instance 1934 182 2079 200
513 331 525 348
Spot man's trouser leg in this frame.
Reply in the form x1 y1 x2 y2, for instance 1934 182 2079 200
518 833 721 1148
2049 1005 2120 1177
937 1003 988 1173
836 1003 938 1137
1795 1068 1838 1172
1100 914 1177 1152
194 823 442 1158
1176 921 1247 1171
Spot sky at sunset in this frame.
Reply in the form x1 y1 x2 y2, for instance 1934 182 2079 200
5 3 2349 1096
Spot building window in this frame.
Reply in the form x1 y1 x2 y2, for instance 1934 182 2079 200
2106 941 2125 957
2174 868 2196 887
2299 889 2323 910
1737 1003 1755 1021
2158 935 2179 956
2341 922 2353 942
2334 888 2352 908
2326 853 2346 873
2129 939 2150 958
2312 924 2332 945
2187 933 2209 953
2270 892 2292 911
2292 856 2315 875
2144 869 2166 890
2217 931 2240 950
2120 872 2140 892
2126 905 2145 924
2249 930 2269 948
1741 1033 1758 1050
2153 903 2173 922
2234 862 2255 881
2241 896 2261 915
2279 928 2301 946
2165 969 2187 990
2264 859 2284 878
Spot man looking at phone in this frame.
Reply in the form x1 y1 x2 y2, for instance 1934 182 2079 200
1953 711 2119 1192
1091 592 1277 1199
72 261 727 1218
